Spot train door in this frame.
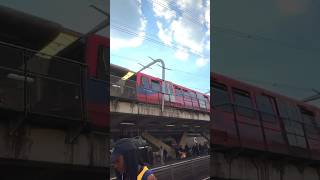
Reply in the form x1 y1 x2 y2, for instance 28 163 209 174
182 89 192 109
86 35 109 128
255 94 287 154
300 107 320 160
164 81 175 105
204 95 210 112
232 88 265 151
173 86 184 108
197 93 207 110
136 73 150 103
211 82 240 148
150 78 162 104
277 100 309 159
190 91 200 110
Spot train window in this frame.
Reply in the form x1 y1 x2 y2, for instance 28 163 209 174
166 83 173 95
189 91 196 99
292 121 304 136
277 100 301 121
283 120 295 133
296 136 307 148
96 45 108 81
288 104 301 122
300 107 319 134
300 107 315 125
287 134 306 148
165 83 169 94
175 87 183 96
141 76 149 89
287 134 297 146
212 82 232 111
197 93 205 99
256 95 276 122
233 88 256 118
183 89 191 100
151 80 161 92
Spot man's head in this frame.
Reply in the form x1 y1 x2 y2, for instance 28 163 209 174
111 138 140 176
112 153 125 173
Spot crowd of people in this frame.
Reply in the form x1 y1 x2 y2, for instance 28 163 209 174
174 142 209 160
152 142 210 165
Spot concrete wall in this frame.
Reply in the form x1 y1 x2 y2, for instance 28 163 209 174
211 152 320 180
0 122 108 167
110 100 210 121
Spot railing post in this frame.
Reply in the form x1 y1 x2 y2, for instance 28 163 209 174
23 50 28 116
80 65 87 122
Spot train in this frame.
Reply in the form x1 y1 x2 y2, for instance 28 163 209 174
0 5 209 134
110 64 210 113
0 5 109 129
211 73 320 161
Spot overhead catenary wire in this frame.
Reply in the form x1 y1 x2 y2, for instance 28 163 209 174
111 53 209 80
111 23 207 58
110 54 210 92
147 0 207 27
150 0 320 53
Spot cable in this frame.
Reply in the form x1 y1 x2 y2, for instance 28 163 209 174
147 0 206 27
110 53 210 92
111 23 207 58
213 26 320 54
149 0 320 53
111 53 209 80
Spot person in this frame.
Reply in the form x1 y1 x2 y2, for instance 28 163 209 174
159 146 164 165
174 145 179 160
163 148 167 163
111 138 157 180
184 144 189 158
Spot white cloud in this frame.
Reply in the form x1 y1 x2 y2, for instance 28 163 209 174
204 0 210 29
110 0 147 50
170 17 204 54
174 47 189 60
196 58 209 67
205 40 210 50
152 0 176 21
157 21 173 46
176 0 203 11
153 0 210 61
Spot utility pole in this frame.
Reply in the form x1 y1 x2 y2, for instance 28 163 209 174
145 57 166 113
119 57 166 112
302 89 320 102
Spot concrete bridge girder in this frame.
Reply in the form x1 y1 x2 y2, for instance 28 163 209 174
110 100 210 122
0 122 108 167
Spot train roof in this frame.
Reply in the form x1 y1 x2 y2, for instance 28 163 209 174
213 73 318 111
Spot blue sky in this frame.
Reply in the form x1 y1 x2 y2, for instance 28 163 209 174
212 0 320 106
110 0 210 93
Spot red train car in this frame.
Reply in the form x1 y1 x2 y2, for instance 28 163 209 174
110 65 210 113
211 73 320 160
136 72 210 112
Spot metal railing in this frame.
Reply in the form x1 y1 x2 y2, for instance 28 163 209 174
0 40 87 121
110 74 210 112
110 155 210 180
